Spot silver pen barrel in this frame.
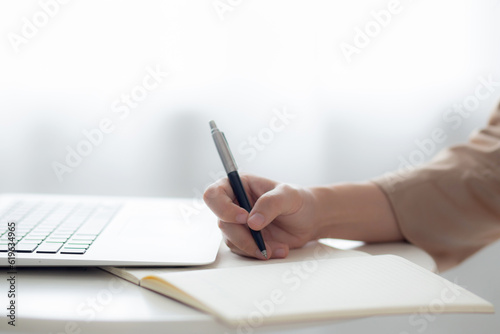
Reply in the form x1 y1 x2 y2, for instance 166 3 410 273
209 121 238 173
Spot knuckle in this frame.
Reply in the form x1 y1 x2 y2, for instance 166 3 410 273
261 190 282 207
277 183 300 204
223 237 233 248
239 173 251 182
203 185 220 203
277 183 294 194
217 220 227 230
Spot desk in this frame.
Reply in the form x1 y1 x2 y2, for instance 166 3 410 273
2 241 436 334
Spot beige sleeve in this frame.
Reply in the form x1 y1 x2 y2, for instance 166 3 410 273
373 103 500 271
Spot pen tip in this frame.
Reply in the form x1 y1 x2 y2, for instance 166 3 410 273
209 120 217 130
261 250 268 259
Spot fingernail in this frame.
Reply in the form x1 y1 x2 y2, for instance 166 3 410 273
248 213 265 228
235 213 247 224
274 248 286 258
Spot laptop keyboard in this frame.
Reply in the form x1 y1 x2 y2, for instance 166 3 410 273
0 200 121 255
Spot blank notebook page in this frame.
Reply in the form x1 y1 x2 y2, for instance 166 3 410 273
154 255 493 325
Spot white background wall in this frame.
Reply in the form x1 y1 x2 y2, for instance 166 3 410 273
0 0 499 333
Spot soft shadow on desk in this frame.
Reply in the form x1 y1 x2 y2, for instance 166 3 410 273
101 241 368 285
319 238 437 272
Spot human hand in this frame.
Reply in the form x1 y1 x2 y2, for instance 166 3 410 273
203 174 317 260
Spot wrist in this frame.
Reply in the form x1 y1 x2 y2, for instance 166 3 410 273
308 185 344 240
308 182 403 242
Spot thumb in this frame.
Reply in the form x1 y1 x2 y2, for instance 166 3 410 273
247 184 302 231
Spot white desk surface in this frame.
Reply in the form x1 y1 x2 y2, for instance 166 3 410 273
1 240 436 334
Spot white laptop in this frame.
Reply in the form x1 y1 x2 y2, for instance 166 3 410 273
0 193 222 266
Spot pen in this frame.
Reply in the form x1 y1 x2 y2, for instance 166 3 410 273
209 120 268 259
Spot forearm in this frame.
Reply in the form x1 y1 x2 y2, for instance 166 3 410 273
309 182 404 243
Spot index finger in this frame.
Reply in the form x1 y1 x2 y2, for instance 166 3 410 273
203 178 249 224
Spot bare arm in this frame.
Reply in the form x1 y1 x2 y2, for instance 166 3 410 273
311 182 403 243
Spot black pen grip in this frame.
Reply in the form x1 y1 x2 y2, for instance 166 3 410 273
228 171 252 212
227 171 266 252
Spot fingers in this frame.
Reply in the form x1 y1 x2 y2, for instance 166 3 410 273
264 240 290 259
204 178 249 224
222 225 290 260
219 221 267 259
203 174 279 224
247 184 303 231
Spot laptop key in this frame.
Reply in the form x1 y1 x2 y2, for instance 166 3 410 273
25 233 49 239
45 237 68 242
68 238 94 243
15 242 39 253
23 239 44 245
36 242 64 253
51 233 73 238
73 234 97 240
64 244 90 249
60 248 86 254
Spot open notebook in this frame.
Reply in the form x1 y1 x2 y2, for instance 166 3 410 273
102 242 494 326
